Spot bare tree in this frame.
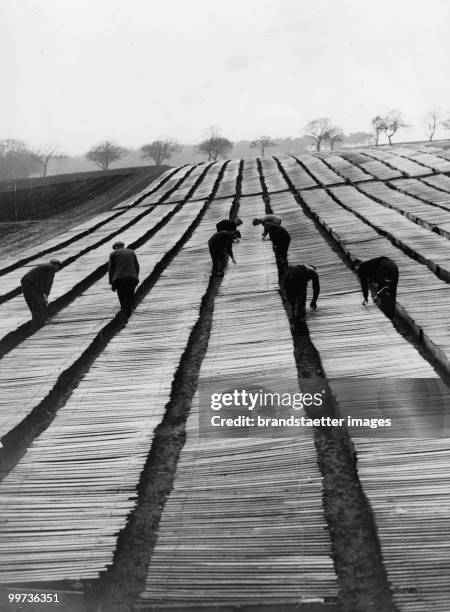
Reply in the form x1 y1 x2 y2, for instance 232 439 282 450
304 118 332 152
250 136 277 157
383 109 408 145
31 145 66 177
0 139 37 180
327 126 344 151
197 128 233 161
85 140 128 170
140 139 181 165
442 117 450 132
423 110 440 142
371 115 387 146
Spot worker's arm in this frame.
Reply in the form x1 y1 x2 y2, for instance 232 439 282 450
261 222 269 239
310 271 320 309
358 268 369 304
43 269 55 299
134 252 140 276
108 253 115 287
226 241 236 264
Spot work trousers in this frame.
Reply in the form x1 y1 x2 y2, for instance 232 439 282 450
371 262 398 318
273 237 290 265
284 268 308 321
113 277 138 312
21 280 47 323
209 246 228 276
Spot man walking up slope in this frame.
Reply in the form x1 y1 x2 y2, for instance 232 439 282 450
108 241 140 314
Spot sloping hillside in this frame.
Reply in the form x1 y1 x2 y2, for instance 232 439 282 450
0 165 170 257
0 143 450 612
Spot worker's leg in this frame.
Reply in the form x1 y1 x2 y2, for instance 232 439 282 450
210 246 226 276
295 284 308 321
382 284 397 318
216 252 227 276
284 268 307 322
114 279 128 309
390 281 398 314
115 278 137 312
123 278 138 311
21 281 47 323
209 245 219 274
21 281 36 314
387 267 399 317
284 272 297 316
274 242 282 263
376 262 399 317
275 238 290 266
283 237 291 265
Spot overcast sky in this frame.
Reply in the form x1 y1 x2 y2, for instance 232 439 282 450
1 0 450 155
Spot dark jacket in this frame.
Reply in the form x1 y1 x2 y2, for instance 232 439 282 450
266 223 290 244
216 219 238 233
21 263 58 297
208 231 236 258
358 257 398 301
284 265 320 303
108 248 140 285
261 215 281 237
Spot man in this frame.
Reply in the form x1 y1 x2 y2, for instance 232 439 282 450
108 241 140 313
265 223 291 265
21 259 63 324
216 217 243 233
357 256 398 317
284 264 320 323
253 215 282 239
208 230 239 277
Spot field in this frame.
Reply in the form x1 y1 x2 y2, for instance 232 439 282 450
0 143 450 612
0 165 170 258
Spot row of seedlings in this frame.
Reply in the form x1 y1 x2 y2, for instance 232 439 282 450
387 147 450 174
0 200 188 438
328 185 450 280
138 194 338 609
214 160 242 199
275 155 318 191
358 181 450 239
259 157 291 193
0 165 199 322
266 185 450 611
187 161 225 201
390 177 450 209
293 154 345 186
107 167 179 210
0 166 177 275
422 174 450 192
160 163 215 204
361 149 434 178
0 202 179 344
240 158 264 196
337 150 403 180
291 185 450 371
0 164 221 437
117 165 193 208
0 171 232 584
317 154 374 183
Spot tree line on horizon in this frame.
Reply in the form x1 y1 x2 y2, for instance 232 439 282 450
2 110 450 179
0 141 67 181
